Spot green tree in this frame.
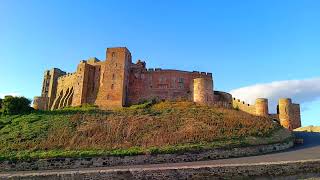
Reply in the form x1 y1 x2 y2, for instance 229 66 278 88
0 98 2 114
2 96 33 115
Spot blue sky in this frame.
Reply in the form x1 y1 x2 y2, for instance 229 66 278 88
0 0 319 126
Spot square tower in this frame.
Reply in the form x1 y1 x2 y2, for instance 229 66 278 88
95 47 132 108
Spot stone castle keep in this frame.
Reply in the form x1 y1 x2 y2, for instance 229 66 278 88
34 47 301 130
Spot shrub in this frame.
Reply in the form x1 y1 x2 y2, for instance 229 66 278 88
128 99 156 109
0 98 2 115
2 96 33 115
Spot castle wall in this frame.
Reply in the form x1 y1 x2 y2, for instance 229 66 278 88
85 63 101 104
213 91 232 102
127 68 212 105
33 96 49 110
212 91 233 108
232 98 256 114
47 69 66 109
232 97 301 130
232 98 269 117
49 59 103 110
52 73 77 109
32 47 301 131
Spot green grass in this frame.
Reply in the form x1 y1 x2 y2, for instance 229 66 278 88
0 133 293 161
0 101 292 161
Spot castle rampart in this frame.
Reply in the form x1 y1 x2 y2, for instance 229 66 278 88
232 96 301 130
33 47 301 130
232 98 256 114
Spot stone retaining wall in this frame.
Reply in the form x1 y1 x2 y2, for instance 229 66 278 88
0 140 293 172
3 159 318 180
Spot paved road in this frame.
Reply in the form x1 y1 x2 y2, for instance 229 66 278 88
1 132 320 176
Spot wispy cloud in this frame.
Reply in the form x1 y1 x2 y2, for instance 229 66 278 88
0 92 21 99
229 78 320 113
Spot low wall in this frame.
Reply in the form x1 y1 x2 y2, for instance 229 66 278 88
233 98 256 114
3 159 318 180
0 140 293 172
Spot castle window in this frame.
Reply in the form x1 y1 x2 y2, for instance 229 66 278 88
111 84 114 90
112 74 115 80
159 77 165 83
178 78 184 83
107 94 110 100
112 52 116 57
178 78 184 88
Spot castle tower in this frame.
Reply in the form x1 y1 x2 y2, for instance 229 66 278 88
71 60 91 106
193 78 214 105
33 68 66 110
95 47 132 108
255 98 269 117
278 98 293 130
291 104 302 129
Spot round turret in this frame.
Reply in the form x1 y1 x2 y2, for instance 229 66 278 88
255 98 269 117
278 98 292 130
193 78 214 105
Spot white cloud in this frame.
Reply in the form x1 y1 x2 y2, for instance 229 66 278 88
0 92 21 99
229 78 320 113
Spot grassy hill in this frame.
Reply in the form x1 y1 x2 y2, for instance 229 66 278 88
0 101 292 161
294 125 320 132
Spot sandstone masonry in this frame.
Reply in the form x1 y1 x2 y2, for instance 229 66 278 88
33 47 301 130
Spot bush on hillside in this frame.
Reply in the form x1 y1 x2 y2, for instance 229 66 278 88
0 98 2 114
1 96 33 115
128 99 157 109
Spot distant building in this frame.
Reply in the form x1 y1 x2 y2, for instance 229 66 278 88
34 47 301 130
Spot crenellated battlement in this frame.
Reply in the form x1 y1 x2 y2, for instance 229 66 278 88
232 97 301 130
58 72 77 80
232 98 256 114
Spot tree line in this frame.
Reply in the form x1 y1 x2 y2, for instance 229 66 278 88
0 96 33 115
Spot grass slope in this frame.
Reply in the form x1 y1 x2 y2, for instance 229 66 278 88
294 125 320 132
0 101 292 161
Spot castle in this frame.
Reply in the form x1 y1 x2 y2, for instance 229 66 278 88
33 47 301 130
